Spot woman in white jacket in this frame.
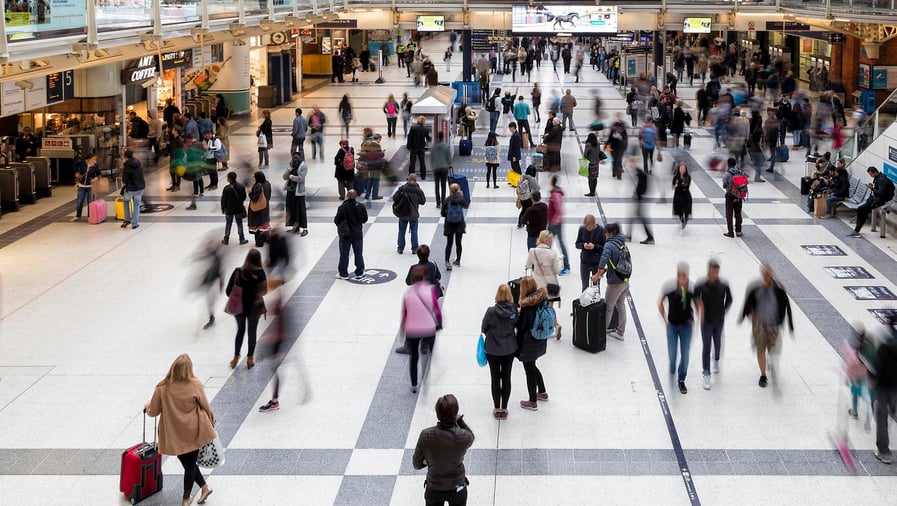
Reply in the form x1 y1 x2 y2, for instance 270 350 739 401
526 230 562 338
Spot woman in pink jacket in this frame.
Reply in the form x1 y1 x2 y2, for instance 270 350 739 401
402 266 443 393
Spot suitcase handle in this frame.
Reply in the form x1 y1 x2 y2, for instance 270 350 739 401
142 409 157 446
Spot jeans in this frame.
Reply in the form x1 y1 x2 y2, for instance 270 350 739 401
445 231 463 263
290 137 305 158
854 201 881 233
667 322 693 381
522 360 546 402
517 119 532 140
338 238 365 277
580 262 601 291
176 450 206 500
561 112 575 131
76 187 91 218
792 129 802 147
604 282 629 334
701 319 724 375
310 132 324 159
409 149 427 178
398 218 419 253
425 486 468 506
526 235 538 250
258 148 269 166
123 189 144 226
489 110 500 132
725 194 743 234
386 117 397 137
547 223 569 269
826 195 845 215
224 213 246 240
875 387 897 455
434 171 448 204
364 177 380 199
234 313 261 357
641 147 655 173
486 353 514 409
205 160 218 186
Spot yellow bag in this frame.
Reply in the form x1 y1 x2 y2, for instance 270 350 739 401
115 197 133 221
507 170 521 187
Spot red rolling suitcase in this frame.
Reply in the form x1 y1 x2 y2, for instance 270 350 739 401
120 413 163 504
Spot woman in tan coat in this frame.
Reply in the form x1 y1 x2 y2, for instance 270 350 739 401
146 354 216 506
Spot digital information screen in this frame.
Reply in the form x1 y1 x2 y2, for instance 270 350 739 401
417 16 445 32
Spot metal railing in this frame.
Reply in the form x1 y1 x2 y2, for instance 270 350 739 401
840 87 897 166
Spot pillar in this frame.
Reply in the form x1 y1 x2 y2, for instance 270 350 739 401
209 41 251 115
462 29 472 82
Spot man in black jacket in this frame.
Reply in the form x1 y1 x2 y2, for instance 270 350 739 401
334 190 369 279
740 264 793 388
507 122 522 174
407 116 431 179
120 149 145 229
575 214 605 291
694 259 733 390
850 167 896 237
220 171 248 245
607 115 628 179
522 190 548 250
393 174 427 254
823 164 850 217
413 394 474 506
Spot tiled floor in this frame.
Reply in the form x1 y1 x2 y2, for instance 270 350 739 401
1 34 896 505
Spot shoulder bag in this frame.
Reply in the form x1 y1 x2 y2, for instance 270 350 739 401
249 186 267 212
531 248 560 297
224 269 243 315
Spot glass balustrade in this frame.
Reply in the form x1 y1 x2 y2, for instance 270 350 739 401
3 0 86 40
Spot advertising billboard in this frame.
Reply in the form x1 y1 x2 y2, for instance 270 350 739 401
416 16 445 32
683 18 712 34
5 0 86 41
512 5 618 33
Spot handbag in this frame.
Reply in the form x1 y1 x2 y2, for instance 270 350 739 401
578 158 590 177
535 144 548 154
476 334 487 367
249 187 267 212
224 269 243 315
197 437 226 468
531 248 561 297
579 279 602 307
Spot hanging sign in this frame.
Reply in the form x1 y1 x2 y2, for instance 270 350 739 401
1 83 25 117
25 78 47 110
121 56 158 85
161 51 192 70
46 70 74 104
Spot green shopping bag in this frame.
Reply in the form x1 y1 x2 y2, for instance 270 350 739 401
578 158 590 177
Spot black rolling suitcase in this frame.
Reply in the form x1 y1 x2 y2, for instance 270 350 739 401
572 299 607 353
0 168 20 212
683 129 692 149
9 162 36 204
26 157 52 198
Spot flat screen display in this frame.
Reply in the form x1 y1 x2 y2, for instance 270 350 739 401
512 6 618 33
417 16 445 32
683 18 712 34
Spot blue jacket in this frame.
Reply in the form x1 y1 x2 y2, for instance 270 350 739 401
507 131 522 162
598 234 627 285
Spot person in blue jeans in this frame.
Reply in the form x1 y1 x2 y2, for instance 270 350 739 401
120 149 145 229
72 156 101 222
334 190 368 279
658 262 699 394
392 174 427 254
694 259 732 391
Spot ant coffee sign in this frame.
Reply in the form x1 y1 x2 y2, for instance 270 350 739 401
512 5 618 33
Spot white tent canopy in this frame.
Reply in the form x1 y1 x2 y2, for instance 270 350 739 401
411 86 457 116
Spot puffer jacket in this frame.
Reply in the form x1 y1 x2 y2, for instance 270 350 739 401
481 302 518 356
412 417 474 491
516 287 548 362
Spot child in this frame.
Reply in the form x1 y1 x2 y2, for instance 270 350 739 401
484 131 500 189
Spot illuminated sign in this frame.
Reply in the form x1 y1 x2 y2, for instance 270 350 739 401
512 5 617 33
683 18 712 34
121 56 157 85
42 138 73 149
417 15 445 32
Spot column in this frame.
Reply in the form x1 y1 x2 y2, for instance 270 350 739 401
209 41 252 115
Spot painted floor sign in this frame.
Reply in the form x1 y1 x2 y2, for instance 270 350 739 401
845 286 897 300
802 245 846 256
824 266 874 279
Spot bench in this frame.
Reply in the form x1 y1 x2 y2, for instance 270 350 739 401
840 175 869 213
870 198 897 238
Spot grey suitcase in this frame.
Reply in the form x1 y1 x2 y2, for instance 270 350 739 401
26 157 52 198
0 168 20 211
9 162 36 204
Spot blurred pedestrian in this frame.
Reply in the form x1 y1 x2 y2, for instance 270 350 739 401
658 262 698 394
740 264 794 388
401 266 442 393
335 190 368 279
671 161 692 229
547 176 570 275
195 238 224 330
247 171 272 247
694 259 732 391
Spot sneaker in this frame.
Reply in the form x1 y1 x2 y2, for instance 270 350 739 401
186 204 197 210
678 381 688 394
120 220 130 228
874 452 893 464
848 409 859 420
452 259 461 267
723 232 735 238
759 375 768 388
239 239 249 245
559 267 570 276
848 232 862 238
336 273 349 280
712 360 720 374
446 262 453 271
258 400 280 412
395 346 411 355
640 238 655 245
537 392 549 402
520 400 538 411
397 249 403 254
131 224 139 229
702 375 711 391
70 217 80 222
608 330 625 341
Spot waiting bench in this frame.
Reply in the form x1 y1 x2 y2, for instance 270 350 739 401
840 175 869 212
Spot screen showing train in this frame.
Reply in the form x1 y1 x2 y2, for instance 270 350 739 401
417 16 445 32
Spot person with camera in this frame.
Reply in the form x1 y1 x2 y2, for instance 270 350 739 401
413 394 474 505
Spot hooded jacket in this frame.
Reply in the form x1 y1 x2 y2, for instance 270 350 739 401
481 301 518 357
516 287 548 362
598 234 628 285
122 157 145 191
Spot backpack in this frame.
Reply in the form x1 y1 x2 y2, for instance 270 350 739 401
730 171 749 200
486 95 498 113
531 301 556 340
608 242 633 281
392 189 413 218
343 147 355 171
131 117 149 138
445 200 464 224
212 138 227 161
387 102 396 115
